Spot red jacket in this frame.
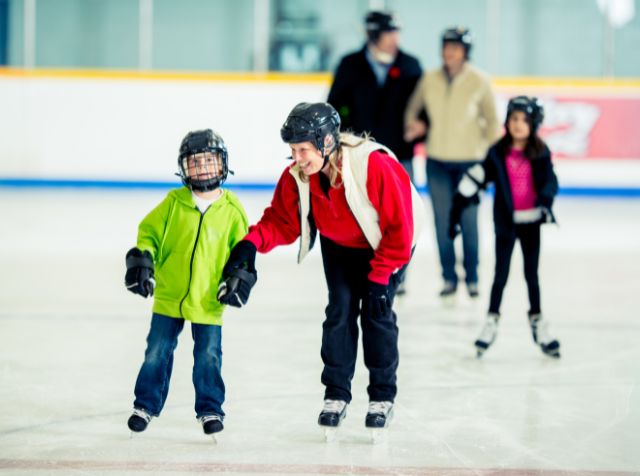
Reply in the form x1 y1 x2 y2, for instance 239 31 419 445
245 150 413 285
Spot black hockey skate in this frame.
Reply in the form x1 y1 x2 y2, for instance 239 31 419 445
127 408 152 433
439 281 457 306
318 399 347 442
529 313 561 358
200 415 224 434
365 401 393 428
467 282 479 299
366 401 394 444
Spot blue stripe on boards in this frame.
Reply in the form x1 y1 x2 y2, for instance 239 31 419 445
1 178 639 197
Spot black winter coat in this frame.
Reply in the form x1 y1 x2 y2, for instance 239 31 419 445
327 46 422 162
482 142 559 235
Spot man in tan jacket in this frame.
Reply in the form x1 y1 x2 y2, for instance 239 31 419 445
405 27 500 301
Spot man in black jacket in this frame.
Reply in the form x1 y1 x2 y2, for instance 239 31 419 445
327 11 422 181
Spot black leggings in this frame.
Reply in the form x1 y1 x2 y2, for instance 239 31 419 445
489 223 542 315
319 235 406 403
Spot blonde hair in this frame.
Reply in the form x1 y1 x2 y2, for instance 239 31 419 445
295 132 373 188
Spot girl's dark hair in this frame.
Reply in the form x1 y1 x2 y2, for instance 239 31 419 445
497 111 546 161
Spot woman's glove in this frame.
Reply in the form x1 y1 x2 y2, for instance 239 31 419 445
367 281 391 320
125 248 155 298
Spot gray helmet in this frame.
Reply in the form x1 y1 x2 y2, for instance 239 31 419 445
177 129 229 192
506 96 545 132
280 102 341 153
442 26 472 58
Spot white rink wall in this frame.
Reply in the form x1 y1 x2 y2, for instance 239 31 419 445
2 71 640 190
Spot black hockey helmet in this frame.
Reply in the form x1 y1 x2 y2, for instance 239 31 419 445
506 96 545 132
365 11 400 43
177 129 229 192
442 26 472 58
280 102 341 154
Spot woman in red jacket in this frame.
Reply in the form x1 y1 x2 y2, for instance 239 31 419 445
218 102 423 437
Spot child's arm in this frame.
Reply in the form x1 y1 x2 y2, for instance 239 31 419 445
449 155 492 238
536 148 559 208
124 196 172 298
136 196 173 259
218 204 256 308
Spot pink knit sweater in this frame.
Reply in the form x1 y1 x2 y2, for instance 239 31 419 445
506 148 537 210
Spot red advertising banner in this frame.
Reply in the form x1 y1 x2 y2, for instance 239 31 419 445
495 92 640 159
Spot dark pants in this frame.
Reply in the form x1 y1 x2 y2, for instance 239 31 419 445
133 313 225 418
319 236 406 403
488 223 542 315
427 157 479 285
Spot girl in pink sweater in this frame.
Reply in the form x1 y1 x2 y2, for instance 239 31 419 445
450 96 561 358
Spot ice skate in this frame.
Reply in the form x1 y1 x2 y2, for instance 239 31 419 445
466 282 479 299
318 399 347 442
475 313 499 357
366 401 393 444
529 313 561 358
198 414 223 443
127 408 152 436
439 281 457 307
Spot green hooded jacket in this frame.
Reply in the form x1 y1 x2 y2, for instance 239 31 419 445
136 187 248 325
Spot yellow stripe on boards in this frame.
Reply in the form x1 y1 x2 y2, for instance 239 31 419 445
1 67 639 91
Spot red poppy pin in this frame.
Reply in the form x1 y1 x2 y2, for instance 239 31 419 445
388 67 401 79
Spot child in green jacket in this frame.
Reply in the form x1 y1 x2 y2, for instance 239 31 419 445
124 129 248 437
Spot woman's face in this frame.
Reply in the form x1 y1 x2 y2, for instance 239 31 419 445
507 111 531 143
442 42 465 71
289 141 325 176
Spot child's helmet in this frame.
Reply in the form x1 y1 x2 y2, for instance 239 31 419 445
441 26 472 58
280 102 341 154
506 96 545 132
365 11 400 43
177 129 229 191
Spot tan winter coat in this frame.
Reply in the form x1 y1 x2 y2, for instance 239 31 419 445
405 63 500 161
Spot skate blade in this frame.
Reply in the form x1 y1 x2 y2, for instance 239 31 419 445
475 343 489 358
440 295 456 308
322 427 339 443
370 428 388 444
209 434 218 444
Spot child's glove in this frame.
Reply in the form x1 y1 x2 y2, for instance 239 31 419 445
217 241 258 307
367 281 391 320
125 248 155 298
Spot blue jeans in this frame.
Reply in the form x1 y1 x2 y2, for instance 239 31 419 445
132 313 225 419
426 157 479 285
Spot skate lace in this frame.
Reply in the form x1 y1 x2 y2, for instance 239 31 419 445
322 399 347 413
367 401 393 416
478 315 498 342
199 414 222 424
132 408 152 423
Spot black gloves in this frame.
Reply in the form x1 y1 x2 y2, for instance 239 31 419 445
367 281 391 320
125 248 155 298
217 241 258 307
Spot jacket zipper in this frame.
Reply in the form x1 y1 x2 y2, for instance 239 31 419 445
179 210 205 317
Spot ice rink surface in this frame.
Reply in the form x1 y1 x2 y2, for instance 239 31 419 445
0 188 638 476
